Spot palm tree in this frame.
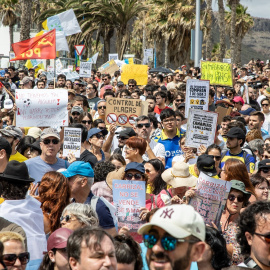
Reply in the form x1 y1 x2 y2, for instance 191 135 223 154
0 0 18 50
217 0 226 61
203 0 213 60
20 0 33 41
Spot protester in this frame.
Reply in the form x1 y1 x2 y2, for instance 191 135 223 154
124 136 147 164
0 137 12 173
250 174 269 201
109 153 126 169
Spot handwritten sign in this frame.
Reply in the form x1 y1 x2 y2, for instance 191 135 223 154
121 64 148 86
189 172 231 226
105 97 142 127
201 61 233 87
186 109 218 148
16 89 68 127
99 59 119 77
63 127 81 158
113 179 145 233
185 79 209 117
79 62 92 77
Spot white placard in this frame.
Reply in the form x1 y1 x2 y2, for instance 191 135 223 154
56 59 63 74
109 54 119 61
186 109 218 148
67 65 73 72
9 51 15 62
143 48 153 64
63 127 81 158
223 58 232 64
15 89 68 127
79 62 92 77
185 79 210 118
47 66 54 72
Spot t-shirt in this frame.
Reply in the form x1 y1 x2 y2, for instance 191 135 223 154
9 151 28 162
154 105 171 115
87 97 101 110
25 156 69 183
79 150 98 168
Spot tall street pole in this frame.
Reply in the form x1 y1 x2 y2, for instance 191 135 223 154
194 0 201 67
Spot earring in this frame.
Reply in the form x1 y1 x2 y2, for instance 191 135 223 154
51 259 55 262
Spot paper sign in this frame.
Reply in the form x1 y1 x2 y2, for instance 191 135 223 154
55 59 63 74
109 54 119 61
9 52 15 62
79 62 92 77
15 89 68 127
201 61 233 87
47 65 54 72
143 48 153 64
113 179 145 233
105 97 143 127
189 172 231 226
121 64 148 86
67 65 73 72
223 58 231 64
99 59 119 77
216 106 232 125
185 79 209 117
186 109 218 148
63 127 81 158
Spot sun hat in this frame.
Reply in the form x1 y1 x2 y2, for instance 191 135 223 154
47 228 73 251
27 127 42 139
106 167 126 190
161 162 197 188
138 204 205 242
230 180 251 199
40 128 60 140
87 128 108 141
61 161 94 178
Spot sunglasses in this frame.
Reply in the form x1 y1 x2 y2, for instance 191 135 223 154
82 120 92 124
261 168 270 173
43 139 59 145
208 155 221 161
262 155 270 159
254 232 270 244
176 99 184 102
137 123 150 129
86 87 94 90
227 93 233 96
102 79 108 81
98 126 107 130
72 112 81 116
2 252 30 266
125 173 143 180
98 106 106 110
60 214 76 223
262 104 269 107
93 133 105 139
143 233 197 251
228 194 244 202
129 85 135 87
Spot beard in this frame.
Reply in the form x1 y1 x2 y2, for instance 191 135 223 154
148 106 155 113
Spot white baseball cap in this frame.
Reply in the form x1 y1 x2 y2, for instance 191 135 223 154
4 99 13 109
138 204 205 242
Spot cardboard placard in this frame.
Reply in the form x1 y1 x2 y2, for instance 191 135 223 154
215 106 232 125
121 64 148 86
201 61 233 87
63 127 81 158
79 62 92 77
99 59 119 77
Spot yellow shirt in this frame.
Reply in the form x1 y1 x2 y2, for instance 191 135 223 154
9 152 28 162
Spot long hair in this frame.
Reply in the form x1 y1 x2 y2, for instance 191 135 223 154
38 171 70 232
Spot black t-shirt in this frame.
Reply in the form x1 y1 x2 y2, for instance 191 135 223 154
79 149 98 168
11 75 19 84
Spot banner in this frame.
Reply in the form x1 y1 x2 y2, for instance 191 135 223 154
99 59 119 77
109 54 119 61
79 62 92 77
121 64 148 85
63 127 81 158
105 97 143 127
189 172 231 226
201 61 233 87
15 89 68 127
185 79 209 118
11 30 56 61
186 109 218 148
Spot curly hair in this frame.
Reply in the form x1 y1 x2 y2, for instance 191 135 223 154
237 201 270 256
38 171 70 233
94 161 116 183
1 181 30 200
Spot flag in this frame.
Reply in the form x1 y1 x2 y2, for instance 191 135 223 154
42 9 81 36
124 58 134 64
11 29 56 61
88 52 99 64
25 60 45 76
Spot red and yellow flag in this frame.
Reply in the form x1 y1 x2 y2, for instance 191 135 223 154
11 29 56 61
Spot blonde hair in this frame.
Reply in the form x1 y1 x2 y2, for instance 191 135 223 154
0 231 25 249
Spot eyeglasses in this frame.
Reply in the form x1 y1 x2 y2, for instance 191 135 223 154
129 85 135 87
176 99 184 102
82 120 92 124
2 252 30 266
43 139 59 145
228 194 244 203
86 87 94 90
72 112 81 116
98 106 106 110
262 103 269 107
137 123 151 129
60 214 77 223
261 168 270 173
125 173 143 180
143 232 198 251
162 118 175 124
208 155 221 161
254 232 270 244
93 133 105 139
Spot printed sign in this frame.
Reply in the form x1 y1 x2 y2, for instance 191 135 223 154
67 65 73 72
189 172 231 226
201 61 233 87
79 62 92 77
185 79 209 117
105 97 142 127
186 109 218 148
15 89 68 127
121 64 148 86
223 58 231 64
47 65 54 72
55 59 63 74
143 48 153 64
109 53 119 61
99 59 119 77
9 52 15 62
63 127 81 158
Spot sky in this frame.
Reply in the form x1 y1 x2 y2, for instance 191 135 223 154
212 0 270 19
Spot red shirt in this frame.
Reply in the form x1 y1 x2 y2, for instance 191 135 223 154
154 105 171 115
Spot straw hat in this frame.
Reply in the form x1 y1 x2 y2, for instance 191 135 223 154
161 161 198 188
106 167 126 190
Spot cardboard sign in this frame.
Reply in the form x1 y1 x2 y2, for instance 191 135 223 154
109 53 119 61
121 64 148 86
16 89 68 127
186 109 218 148
189 172 231 226
185 79 209 118
63 127 81 158
105 97 143 127
215 106 232 125
99 59 119 77
79 62 92 77
201 61 233 87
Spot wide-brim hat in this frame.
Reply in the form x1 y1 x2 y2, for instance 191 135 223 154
0 160 35 183
161 161 197 188
106 167 126 190
230 180 251 199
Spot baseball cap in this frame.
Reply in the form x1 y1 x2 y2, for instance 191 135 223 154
47 228 73 251
87 128 108 141
0 126 23 139
61 161 94 178
125 162 145 174
138 204 205 242
104 85 113 91
68 89 76 95
117 81 124 87
40 128 60 140
4 99 13 109
223 127 245 140
239 107 256 116
258 159 270 170
117 128 136 138
71 106 84 114
27 127 42 139
21 76 33 85
76 67 80 71
178 103 185 109
232 96 244 105
197 154 217 177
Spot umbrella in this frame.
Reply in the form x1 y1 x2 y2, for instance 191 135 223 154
149 66 172 74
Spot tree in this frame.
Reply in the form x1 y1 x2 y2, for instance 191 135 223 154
20 0 33 41
203 0 213 60
217 0 226 61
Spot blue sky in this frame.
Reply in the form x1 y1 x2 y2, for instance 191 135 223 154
212 0 270 19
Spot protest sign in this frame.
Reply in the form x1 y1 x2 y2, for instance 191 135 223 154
186 109 218 148
201 61 233 87
143 48 153 64
185 79 209 117
47 65 54 72
121 64 148 85
79 62 92 77
113 179 145 233
189 172 231 226
99 59 119 77
16 89 68 127
67 65 73 72
215 106 232 125
109 53 119 61
105 97 143 127
55 59 63 74
223 58 231 64
63 127 81 158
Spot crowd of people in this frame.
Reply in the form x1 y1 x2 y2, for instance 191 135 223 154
0 59 270 270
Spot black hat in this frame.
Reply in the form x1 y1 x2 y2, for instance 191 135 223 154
197 154 217 177
258 159 270 171
28 140 42 155
0 160 35 183
178 103 185 108
117 128 136 138
223 127 245 140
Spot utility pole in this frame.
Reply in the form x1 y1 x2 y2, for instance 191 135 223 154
194 0 201 67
